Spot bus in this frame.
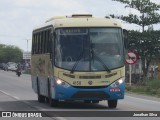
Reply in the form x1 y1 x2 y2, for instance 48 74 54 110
31 14 128 108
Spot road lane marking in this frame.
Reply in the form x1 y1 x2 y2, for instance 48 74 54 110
0 90 10 96
1 87 159 118
55 117 67 120
12 96 20 100
0 90 19 100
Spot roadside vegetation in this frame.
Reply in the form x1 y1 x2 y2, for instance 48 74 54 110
0 44 22 63
111 0 160 98
23 68 31 74
126 80 160 98
110 0 160 77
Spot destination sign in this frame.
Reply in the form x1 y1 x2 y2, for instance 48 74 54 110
60 28 87 35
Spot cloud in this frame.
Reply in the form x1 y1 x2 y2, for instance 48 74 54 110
0 0 160 51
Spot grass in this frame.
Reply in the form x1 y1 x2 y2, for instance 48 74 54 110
126 80 160 98
22 68 31 74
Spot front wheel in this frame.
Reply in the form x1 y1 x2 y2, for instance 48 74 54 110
108 100 117 108
18 74 21 77
49 99 59 107
84 100 91 103
17 72 21 77
92 100 99 104
38 95 45 103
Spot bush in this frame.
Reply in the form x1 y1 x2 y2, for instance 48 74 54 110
156 88 160 97
23 68 31 74
145 86 151 92
146 80 160 89
131 86 146 93
125 80 160 97
125 86 132 91
150 89 157 95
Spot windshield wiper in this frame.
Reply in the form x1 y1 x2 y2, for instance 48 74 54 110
70 50 84 74
91 49 111 73
70 48 111 73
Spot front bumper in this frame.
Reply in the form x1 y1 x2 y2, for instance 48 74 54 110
53 81 125 101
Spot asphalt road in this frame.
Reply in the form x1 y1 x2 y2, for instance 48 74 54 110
0 70 160 120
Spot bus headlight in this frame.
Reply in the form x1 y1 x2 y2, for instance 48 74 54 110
111 77 125 87
56 79 62 85
56 78 70 88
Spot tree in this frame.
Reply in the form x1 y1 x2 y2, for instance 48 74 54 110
128 30 160 75
0 44 23 63
110 0 160 76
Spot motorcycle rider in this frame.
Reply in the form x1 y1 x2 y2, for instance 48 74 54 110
16 63 22 76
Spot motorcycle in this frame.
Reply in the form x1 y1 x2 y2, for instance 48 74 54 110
16 69 22 77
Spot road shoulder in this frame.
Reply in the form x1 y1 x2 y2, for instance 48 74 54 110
126 92 160 103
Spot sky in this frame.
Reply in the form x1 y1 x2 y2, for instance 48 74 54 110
0 0 160 52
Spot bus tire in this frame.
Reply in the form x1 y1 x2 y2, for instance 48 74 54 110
38 95 45 103
37 78 45 103
108 100 117 108
84 100 91 103
46 97 49 103
92 100 99 104
49 99 58 107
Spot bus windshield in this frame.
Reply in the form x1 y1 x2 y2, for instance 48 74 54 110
55 28 124 72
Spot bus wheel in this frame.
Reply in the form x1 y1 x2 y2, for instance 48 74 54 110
49 99 59 107
38 95 45 103
92 100 99 104
84 100 91 103
108 100 117 108
45 97 49 103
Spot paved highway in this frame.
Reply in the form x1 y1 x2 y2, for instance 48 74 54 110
0 70 160 120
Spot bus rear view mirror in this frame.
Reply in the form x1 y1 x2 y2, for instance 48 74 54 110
123 29 128 49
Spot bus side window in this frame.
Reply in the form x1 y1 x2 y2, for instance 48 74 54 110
47 30 51 53
45 30 49 53
41 32 45 54
50 30 54 60
32 28 53 54
42 31 46 53
37 33 39 54
39 32 42 54
44 31 46 53
49 30 52 53
32 34 34 54
41 32 43 54
34 34 36 54
35 34 38 54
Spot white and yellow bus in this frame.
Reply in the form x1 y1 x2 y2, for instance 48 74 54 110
31 14 128 108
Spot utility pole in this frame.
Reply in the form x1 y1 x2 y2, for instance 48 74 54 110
24 39 31 70
26 39 29 52
25 39 31 52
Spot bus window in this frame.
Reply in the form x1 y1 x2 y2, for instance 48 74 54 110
43 31 45 53
43 31 46 53
32 34 36 54
45 30 48 53
42 32 45 53
36 33 39 54
47 30 51 53
35 34 38 54
41 32 43 54
32 34 34 54
38 33 42 54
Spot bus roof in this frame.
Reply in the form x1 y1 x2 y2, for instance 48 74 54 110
33 14 122 31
